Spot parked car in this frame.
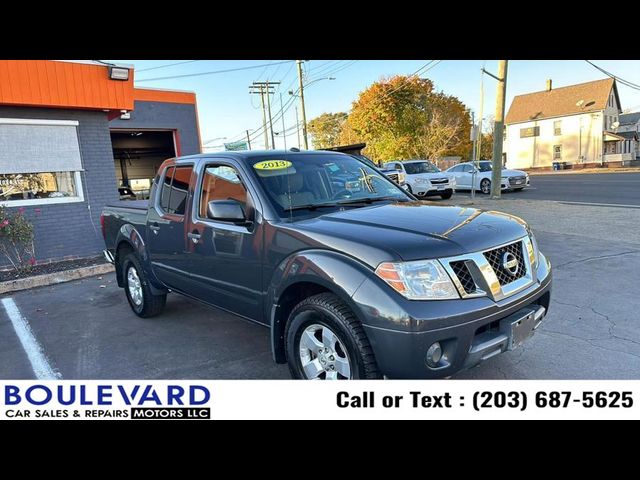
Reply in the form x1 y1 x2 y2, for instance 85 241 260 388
383 160 455 199
446 161 530 194
102 149 551 380
319 143 407 189
118 187 137 200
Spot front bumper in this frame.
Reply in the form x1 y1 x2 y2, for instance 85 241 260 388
353 254 552 379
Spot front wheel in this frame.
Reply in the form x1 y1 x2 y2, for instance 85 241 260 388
440 191 453 200
285 293 381 380
513 187 524 191
480 178 491 195
122 253 166 318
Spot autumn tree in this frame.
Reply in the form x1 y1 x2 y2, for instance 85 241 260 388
348 76 471 162
307 112 348 149
478 115 495 160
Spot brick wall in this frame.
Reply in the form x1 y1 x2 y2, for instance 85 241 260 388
0 106 118 266
109 100 201 155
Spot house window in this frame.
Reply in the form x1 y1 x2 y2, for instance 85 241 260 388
553 145 562 160
520 126 540 138
554 120 562 135
0 119 84 207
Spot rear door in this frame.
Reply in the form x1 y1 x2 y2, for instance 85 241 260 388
184 160 263 321
147 164 195 289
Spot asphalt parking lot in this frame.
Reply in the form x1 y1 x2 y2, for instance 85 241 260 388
1 193 639 380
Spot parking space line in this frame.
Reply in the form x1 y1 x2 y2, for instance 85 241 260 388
559 201 640 209
1 298 61 380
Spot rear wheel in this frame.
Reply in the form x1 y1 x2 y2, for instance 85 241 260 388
122 253 166 318
480 178 491 195
285 293 381 380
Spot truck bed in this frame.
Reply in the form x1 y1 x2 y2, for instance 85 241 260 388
105 199 149 211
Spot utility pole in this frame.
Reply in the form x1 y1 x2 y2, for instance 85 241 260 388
490 60 508 199
245 130 252 150
294 105 301 149
297 60 309 149
251 81 279 150
471 111 477 162
279 92 287 149
249 83 269 149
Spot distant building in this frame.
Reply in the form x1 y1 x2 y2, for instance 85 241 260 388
503 78 635 169
617 112 640 160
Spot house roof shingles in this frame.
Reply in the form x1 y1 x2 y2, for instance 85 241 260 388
505 78 616 125
620 112 640 126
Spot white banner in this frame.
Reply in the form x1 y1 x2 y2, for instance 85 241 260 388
0 380 638 420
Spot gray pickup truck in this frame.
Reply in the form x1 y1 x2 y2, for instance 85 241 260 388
102 149 552 380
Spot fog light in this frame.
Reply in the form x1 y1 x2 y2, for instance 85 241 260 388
426 342 443 368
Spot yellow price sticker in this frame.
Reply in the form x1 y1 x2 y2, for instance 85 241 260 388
253 160 293 170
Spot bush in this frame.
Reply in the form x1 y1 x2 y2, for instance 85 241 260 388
0 206 36 273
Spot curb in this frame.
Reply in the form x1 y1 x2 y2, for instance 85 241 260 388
0 263 115 295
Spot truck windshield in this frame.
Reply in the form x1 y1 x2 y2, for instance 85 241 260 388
250 153 410 216
404 162 440 174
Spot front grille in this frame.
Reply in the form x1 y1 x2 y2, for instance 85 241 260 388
450 261 476 294
509 176 526 186
483 241 526 286
386 173 399 183
430 178 448 185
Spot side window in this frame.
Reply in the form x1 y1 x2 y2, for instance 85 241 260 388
159 166 174 212
199 165 248 219
169 167 192 215
462 164 473 173
451 165 461 172
158 165 192 215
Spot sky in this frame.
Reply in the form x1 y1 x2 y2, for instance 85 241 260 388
111 60 640 151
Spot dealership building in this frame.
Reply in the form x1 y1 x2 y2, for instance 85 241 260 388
0 60 201 266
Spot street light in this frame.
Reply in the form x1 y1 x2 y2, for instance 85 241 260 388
289 77 336 149
203 136 227 145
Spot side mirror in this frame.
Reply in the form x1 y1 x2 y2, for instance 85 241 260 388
207 199 246 223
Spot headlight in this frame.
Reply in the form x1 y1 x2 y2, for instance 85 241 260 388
375 260 459 300
414 178 430 185
524 231 540 268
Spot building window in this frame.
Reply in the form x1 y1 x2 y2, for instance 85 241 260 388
520 126 540 138
553 120 562 136
553 145 562 160
0 119 84 207
503 129 507 141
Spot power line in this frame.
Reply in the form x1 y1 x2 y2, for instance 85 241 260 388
136 60 200 73
136 60 295 82
585 60 640 91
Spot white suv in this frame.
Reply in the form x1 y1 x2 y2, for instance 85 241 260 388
446 161 530 194
383 160 456 199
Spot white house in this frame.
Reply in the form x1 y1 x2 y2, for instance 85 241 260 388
503 78 633 169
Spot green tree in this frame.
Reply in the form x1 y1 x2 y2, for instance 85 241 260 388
478 115 494 160
347 76 471 162
307 112 348 149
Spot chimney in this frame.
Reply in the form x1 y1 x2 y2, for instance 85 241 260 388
546 79 553 91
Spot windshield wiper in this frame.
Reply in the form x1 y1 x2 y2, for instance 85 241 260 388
336 196 405 206
286 203 344 211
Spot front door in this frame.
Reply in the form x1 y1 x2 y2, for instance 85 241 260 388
147 164 194 289
456 164 474 188
185 161 262 321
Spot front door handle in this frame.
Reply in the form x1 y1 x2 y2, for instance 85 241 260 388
149 223 160 234
187 232 201 244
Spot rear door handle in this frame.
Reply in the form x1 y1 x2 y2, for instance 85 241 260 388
187 232 201 244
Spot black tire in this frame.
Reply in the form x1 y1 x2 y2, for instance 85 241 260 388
513 187 524 191
285 293 381 380
440 191 453 200
480 178 491 195
121 253 166 318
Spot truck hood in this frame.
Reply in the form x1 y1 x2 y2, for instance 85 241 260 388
289 202 530 265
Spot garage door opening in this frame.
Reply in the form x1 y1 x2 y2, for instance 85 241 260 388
111 130 177 200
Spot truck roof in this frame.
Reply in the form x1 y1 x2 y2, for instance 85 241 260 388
173 149 349 166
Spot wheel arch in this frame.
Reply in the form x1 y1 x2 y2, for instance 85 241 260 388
267 250 372 364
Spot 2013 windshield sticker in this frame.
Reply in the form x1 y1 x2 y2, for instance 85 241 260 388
253 160 292 170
